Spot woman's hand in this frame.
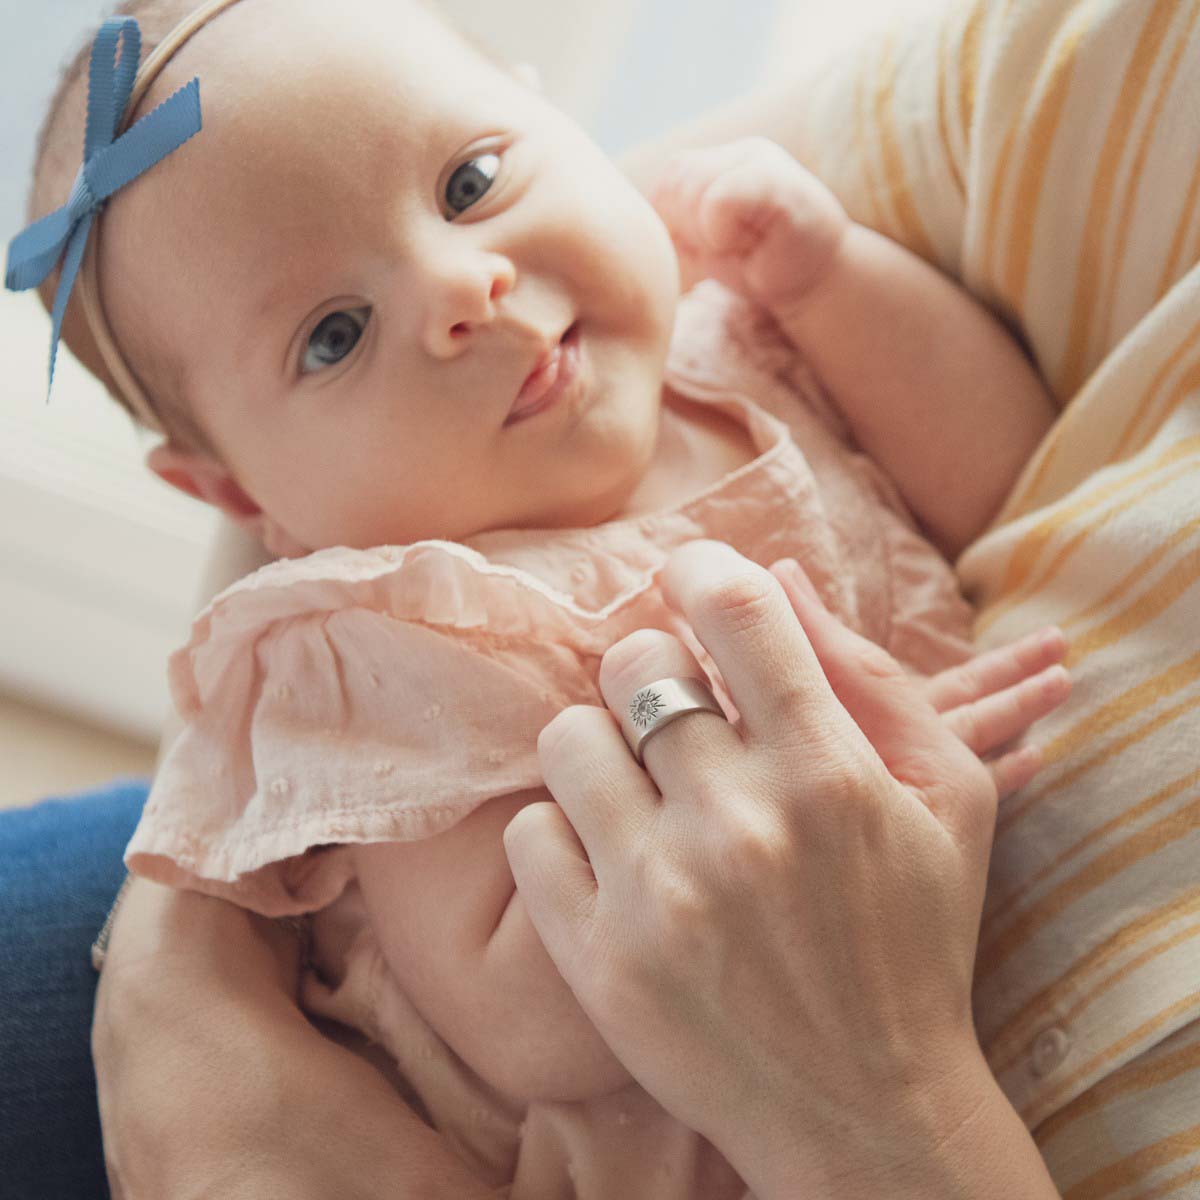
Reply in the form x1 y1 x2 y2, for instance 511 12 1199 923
503 540 1060 1200
648 136 851 311
93 877 496 1200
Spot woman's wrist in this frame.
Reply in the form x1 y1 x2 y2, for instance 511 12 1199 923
731 1038 1060 1200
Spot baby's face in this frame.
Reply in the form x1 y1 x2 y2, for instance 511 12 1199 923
111 0 680 549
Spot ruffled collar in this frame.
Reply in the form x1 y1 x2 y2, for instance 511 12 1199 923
200 283 821 643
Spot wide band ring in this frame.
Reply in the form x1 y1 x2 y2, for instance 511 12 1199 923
619 676 727 767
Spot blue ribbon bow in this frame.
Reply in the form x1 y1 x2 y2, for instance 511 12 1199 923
5 16 203 399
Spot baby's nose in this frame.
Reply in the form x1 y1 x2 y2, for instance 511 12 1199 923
421 254 515 357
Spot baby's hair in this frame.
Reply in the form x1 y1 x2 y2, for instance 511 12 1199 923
27 0 507 453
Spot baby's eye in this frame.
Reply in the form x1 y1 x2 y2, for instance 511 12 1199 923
443 151 501 218
300 306 371 375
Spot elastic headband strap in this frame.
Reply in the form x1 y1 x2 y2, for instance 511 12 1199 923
5 0 246 433
79 0 247 433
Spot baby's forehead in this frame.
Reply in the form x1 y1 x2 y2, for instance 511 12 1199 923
144 0 491 123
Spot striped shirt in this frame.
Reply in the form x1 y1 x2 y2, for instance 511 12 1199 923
793 0 1200 1194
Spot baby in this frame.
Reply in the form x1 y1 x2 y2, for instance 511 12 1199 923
15 0 1069 1195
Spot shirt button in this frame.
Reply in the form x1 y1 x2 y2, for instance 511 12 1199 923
1031 1026 1070 1076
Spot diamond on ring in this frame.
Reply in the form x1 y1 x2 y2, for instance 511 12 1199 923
629 687 666 729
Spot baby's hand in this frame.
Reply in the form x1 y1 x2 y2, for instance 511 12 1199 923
649 137 851 313
920 626 1072 799
769 559 1072 800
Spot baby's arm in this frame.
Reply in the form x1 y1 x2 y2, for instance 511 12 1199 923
651 139 1057 562
771 221 1057 561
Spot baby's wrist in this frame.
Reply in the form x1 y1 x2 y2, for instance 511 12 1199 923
763 214 857 322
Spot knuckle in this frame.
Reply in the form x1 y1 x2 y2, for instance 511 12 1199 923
654 871 715 944
801 738 879 810
853 639 909 685
722 814 792 876
955 659 985 700
768 676 826 728
954 701 984 750
599 628 681 698
537 704 601 761
695 570 776 637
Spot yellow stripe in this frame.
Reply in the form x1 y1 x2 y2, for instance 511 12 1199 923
977 457 1198 637
998 705 1200 840
998 324 1200 529
1034 1019 1200 1146
983 889 1200 1076
1061 1121 1200 1200
936 7 965 199
1138 1163 1200 1200
1102 1 1199 350
1036 649 1200 769
956 0 988 183
1058 0 1178 399
1067 542 1200 666
976 434 1200 636
1116 338 1200 464
1110 320 1200 462
990 746 1200 922
1061 514 1200 632
1019 993 1200 1122
989 917 1200 1077
978 0 1023 301
874 31 938 263
978 788 1200 980
1000 4 1096 363
993 916 1200 1089
1156 156 1200 302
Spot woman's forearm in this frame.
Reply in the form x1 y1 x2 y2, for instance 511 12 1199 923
94 877 497 1200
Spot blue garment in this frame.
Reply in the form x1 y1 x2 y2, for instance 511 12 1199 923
0 780 146 1200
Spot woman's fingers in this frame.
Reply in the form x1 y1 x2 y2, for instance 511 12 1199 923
763 555 992 834
941 664 1071 756
923 627 1067 713
658 541 865 752
595 628 741 796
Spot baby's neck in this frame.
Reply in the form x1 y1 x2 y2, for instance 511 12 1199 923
610 387 758 522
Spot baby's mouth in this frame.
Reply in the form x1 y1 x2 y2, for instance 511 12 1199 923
505 323 581 427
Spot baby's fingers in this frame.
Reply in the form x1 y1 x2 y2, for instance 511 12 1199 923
990 744 1044 800
923 627 1067 714
943 664 1071 757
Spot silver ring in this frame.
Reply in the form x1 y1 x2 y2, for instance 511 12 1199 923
618 676 727 766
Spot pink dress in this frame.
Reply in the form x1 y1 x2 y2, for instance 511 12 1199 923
127 280 975 1198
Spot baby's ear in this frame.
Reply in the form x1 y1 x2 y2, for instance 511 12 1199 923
146 442 262 522
510 61 541 91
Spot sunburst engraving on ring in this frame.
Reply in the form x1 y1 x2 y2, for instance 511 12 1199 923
629 687 666 729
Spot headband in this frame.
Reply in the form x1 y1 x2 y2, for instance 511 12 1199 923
5 0 246 433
